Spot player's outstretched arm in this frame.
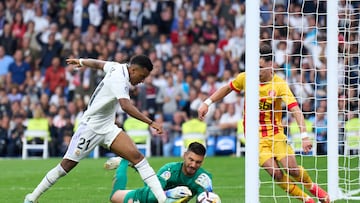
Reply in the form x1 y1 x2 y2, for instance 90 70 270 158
290 105 313 153
66 58 107 70
198 85 233 121
119 98 163 134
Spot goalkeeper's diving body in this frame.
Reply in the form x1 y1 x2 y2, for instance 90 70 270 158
105 142 219 203
197 44 330 203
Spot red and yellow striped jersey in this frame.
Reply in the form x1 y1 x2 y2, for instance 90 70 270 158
230 72 298 137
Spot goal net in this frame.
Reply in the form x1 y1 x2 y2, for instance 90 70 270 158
337 0 360 201
246 0 360 202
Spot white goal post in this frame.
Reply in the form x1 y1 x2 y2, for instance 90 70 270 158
245 0 360 202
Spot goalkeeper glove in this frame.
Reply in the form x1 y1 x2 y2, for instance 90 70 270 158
165 186 192 199
195 173 213 192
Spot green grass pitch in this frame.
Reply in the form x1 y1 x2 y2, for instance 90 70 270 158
0 156 358 202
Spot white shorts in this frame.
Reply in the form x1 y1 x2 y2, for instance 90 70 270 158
64 123 122 162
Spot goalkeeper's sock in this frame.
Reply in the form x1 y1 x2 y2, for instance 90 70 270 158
277 173 311 201
135 158 166 203
29 164 67 200
110 159 129 198
291 166 313 190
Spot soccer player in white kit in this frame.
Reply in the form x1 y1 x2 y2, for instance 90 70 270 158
24 55 167 203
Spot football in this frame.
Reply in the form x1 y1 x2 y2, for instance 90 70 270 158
196 191 221 203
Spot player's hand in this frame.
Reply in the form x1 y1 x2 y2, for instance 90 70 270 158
302 137 313 153
66 58 82 68
198 103 209 121
165 186 192 199
150 121 163 135
195 173 213 192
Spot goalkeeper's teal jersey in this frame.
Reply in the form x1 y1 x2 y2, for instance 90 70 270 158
124 162 212 203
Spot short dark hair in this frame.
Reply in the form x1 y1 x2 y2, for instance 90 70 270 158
187 142 206 156
260 43 273 62
130 55 153 72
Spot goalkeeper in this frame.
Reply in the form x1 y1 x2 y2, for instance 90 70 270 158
198 44 329 203
105 142 216 203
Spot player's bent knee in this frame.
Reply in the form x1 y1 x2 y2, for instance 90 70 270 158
127 150 144 165
273 170 284 181
288 169 300 177
60 159 78 173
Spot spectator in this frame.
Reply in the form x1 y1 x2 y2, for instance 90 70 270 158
23 21 41 62
49 86 67 107
58 113 74 156
0 23 17 55
217 103 239 136
39 93 50 115
81 37 98 58
0 2 6 36
143 23 160 44
0 88 10 117
7 84 22 103
200 74 222 96
189 9 204 44
170 16 191 46
73 0 102 33
0 114 9 156
156 73 189 122
200 14 219 45
155 34 172 62
260 0 273 25
150 113 167 156
20 95 32 118
137 74 158 118
214 0 235 26
43 57 67 95
231 0 246 28
12 10 27 41
39 22 62 44
32 5 49 33
51 105 67 156
55 7 74 31
197 42 225 79
128 0 143 28
81 24 100 44
106 0 124 22
224 26 245 66
7 49 31 88
156 2 174 35
7 113 25 157
169 111 187 156
0 45 14 86
37 32 63 72
309 106 328 155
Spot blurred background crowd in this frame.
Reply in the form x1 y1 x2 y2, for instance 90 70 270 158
0 0 359 158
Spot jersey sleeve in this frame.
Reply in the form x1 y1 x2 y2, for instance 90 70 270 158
278 78 298 109
157 163 173 188
103 61 116 73
108 64 130 100
230 72 245 93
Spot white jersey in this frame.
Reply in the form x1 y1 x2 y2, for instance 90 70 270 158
81 62 130 134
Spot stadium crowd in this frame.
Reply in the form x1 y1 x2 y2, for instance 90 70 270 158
0 0 358 157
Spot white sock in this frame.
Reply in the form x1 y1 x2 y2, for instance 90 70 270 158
28 164 67 201
135 158 166 203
